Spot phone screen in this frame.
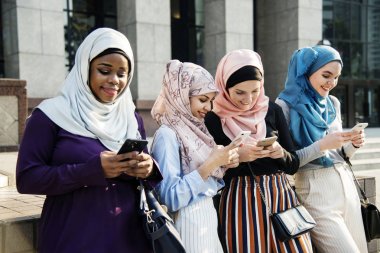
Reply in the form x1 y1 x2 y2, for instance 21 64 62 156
118 139 148 155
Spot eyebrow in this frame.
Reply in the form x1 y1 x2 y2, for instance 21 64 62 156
322 70 333 75
97 62 128 71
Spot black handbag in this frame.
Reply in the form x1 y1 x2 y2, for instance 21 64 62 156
342 151 380 242
271 204 317 241
247 164 316 242
139 180 186 253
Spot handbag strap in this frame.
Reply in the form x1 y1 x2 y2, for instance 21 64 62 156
247 163 273 216
341 147 368 202
139 180 156 223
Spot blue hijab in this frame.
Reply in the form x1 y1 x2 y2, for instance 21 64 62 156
278 45 343 167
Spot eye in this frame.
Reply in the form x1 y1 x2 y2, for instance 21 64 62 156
99 68 110 75
117 71 127 78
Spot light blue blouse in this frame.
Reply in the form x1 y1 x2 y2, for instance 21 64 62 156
151 125 224 212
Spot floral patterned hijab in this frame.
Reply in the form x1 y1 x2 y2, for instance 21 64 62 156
151 60 223 176
213 49 269 142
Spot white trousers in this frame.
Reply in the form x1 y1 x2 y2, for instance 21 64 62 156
295 163 368 253
174 197 223 253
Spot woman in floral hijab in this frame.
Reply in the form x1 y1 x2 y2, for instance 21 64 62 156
151 60 239 253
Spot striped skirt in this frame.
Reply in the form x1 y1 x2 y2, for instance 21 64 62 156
219 173 313 253
174 197 224 253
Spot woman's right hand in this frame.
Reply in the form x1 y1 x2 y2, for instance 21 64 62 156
100 150 141 178
198 142 240 179
237 142 271 163
318 131 353 151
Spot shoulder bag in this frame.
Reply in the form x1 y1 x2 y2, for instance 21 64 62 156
342 148 380 242
139 180 186 253
247 164 316 242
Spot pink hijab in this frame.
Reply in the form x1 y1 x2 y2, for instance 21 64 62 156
152 60 224 177
213 49 269 142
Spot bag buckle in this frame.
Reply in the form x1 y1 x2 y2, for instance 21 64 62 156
144 209 156 223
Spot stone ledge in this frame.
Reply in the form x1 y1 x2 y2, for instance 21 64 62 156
0 79 27 152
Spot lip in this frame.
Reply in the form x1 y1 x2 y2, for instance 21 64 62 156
199 111 207 118
101 86 118 96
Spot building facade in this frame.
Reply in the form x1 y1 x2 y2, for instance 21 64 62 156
1 0 379 136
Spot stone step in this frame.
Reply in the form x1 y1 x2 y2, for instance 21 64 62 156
353 148 380 160
351 158 380 171
361 137 380 150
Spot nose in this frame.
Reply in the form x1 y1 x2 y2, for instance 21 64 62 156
205 101 212 112
108 74 119 86
243 94 253 104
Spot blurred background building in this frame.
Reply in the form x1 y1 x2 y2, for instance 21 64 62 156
1 0 379 136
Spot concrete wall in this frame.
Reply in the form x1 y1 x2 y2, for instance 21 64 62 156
1 0 66 99
117 0 171 137
204 0 253 76
256 0 322 100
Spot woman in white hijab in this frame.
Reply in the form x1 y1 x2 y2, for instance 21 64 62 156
16 28 160 253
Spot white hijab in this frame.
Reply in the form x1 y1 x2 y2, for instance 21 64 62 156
37 28 139 151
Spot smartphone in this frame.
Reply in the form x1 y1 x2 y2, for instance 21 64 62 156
256 136 278 147
117 139 148 155
231 130 251 143
351 123 368 132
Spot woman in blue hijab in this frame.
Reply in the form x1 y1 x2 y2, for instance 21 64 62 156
276 45 367 253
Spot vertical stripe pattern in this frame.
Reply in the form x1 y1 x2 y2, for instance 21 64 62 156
220 173 313 253
174 197 223 253
295 164 368 253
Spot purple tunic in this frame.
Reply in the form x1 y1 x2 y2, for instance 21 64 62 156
16 109 160 253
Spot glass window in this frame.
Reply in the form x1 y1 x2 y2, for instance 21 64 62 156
368 43 380 79
335 41 351 77
334 2 351 40
368 7 380 42
368 0 380 6
351 4 365 41
323 0 380 126
323 1 334 38
170 0 204 65
64 0 117 70
354 86 380 125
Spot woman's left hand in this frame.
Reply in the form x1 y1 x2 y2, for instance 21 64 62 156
265 141 285 159
124 153 154 179
351 130 365 148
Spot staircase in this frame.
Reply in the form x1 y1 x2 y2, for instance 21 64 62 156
351 137 380 171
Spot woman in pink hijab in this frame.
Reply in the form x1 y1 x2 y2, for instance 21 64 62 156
205 49 313 252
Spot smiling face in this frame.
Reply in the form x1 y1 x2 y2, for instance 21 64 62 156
190 92 217 120
89 53 130 103
227 80 261 110
309 61 342 97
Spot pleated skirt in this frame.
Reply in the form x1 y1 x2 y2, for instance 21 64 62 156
219 173 313 253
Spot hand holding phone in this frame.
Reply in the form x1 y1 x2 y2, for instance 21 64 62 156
351 123 368 132
256 136 278 147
